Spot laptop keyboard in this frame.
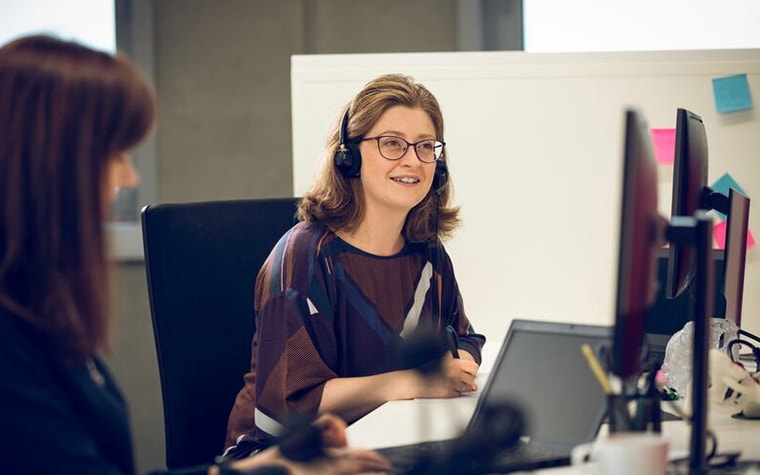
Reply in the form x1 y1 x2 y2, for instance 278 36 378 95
378 439 570 475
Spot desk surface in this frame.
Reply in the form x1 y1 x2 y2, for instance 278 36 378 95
346 382 760 474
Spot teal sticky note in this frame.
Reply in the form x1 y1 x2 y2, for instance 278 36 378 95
712 74 753 113
710 173 746 220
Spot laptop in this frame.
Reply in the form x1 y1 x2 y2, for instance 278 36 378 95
377 319 611 474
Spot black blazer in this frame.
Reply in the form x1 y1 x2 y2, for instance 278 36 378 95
0 306 286 475
0 305 136 474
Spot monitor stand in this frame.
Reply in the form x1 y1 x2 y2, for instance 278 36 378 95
666 212 714 475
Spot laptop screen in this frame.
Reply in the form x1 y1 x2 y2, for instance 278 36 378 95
468 319 610 449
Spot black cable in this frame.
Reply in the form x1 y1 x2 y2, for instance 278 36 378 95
430 191 442 327
705 429 717 461
669 428 730 470
703 429 741 471
725 338 760 368
739 329 760 345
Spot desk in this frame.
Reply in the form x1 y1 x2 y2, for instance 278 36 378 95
347 391 760 474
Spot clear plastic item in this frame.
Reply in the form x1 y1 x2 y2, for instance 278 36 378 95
660 318 740 398
707 349 760 415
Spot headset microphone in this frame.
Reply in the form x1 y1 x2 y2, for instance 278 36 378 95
406 399 527 475
433 159 448 196
392 327 448 376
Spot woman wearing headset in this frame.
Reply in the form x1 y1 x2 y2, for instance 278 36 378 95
226 73 485 449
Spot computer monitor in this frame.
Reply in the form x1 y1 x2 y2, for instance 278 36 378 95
664 107 748 323
611 108 663 382
722 188 751 327
665 108 710 299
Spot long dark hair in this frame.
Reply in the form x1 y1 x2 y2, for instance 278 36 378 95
0 35 157 360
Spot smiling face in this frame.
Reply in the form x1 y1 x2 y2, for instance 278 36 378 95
358 105 437 219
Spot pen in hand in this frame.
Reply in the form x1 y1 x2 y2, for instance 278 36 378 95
445 325 460 359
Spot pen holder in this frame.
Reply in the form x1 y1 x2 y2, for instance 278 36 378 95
607 393 662 433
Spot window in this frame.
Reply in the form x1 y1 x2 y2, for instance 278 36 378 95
1 0 156 259
524 0 760 52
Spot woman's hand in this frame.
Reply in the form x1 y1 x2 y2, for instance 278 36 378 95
227 446 391 475
224 414 392 475
312 413 349 448
413 354 479 398
281 446 392 475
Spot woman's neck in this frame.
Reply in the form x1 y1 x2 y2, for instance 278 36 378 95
337 213 406 256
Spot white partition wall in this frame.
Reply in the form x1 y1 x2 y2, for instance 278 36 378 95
291 50 760 357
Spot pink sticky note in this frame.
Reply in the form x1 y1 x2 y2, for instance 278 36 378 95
651 128 676 164
713 220 728 250
713 220 756 250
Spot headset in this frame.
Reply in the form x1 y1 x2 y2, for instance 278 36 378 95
333 109 362 178
334 108 449 195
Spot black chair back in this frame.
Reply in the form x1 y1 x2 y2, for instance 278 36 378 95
141 198 299 469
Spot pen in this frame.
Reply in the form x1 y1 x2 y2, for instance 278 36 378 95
581 343 612 394
445 325 460 359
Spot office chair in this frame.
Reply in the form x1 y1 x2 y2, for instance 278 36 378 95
141 197 299 469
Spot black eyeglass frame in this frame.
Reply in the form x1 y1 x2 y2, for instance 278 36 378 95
358 135 445 163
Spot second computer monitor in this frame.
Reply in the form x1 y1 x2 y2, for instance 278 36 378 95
722 188 751 327
666 108 709 299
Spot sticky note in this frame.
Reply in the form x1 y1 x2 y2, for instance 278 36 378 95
712 74 753 113
651 128 676 164
711 173 746 197
710 173 747 220
713 220 728 250
712 217 756 250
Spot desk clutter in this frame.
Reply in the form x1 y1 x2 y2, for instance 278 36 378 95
659 319 760 420
342 317 760 475
577 318 760 474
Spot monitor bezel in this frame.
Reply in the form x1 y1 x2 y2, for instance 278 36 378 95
665 108 709 299
611 108 662 382
722 188 750 327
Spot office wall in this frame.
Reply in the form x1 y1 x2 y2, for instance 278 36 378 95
292 50 760 366
153 0 460 204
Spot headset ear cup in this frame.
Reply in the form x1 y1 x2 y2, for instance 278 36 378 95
433 160 448 195
346 143 362 177
334 144 361 178
334 146 353 176
334 109 362 178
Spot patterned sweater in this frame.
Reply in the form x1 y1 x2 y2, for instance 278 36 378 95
225 222 485 446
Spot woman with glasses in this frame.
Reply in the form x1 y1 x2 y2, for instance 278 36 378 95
0 35 389 475
226 73 485 449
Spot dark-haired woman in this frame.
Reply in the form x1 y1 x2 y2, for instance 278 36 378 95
0 35 389 475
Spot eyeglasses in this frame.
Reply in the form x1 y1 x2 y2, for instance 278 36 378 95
360 135 445 163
